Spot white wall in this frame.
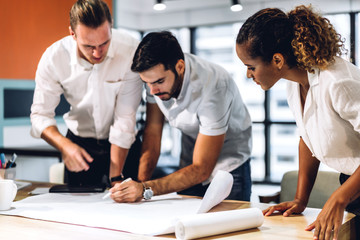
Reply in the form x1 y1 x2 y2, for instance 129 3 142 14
115 0 360 31
14 156 59 182
3 124 67 182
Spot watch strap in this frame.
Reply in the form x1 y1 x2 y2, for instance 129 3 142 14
110 173 125 183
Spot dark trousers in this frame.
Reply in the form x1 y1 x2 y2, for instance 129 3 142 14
339 173 360 238
339 173 360 216
178 159 252 201
64 130 111 187
64 130 141 187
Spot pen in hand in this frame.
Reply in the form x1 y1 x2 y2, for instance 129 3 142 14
102 177 132 200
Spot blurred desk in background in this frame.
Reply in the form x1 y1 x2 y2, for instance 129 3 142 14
0 146 61 162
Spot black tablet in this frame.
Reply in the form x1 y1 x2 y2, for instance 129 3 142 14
49 184 106 193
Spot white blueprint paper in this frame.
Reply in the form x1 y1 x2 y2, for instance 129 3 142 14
197 170 233 213
7 193 199 235
0 170 242 235
175 208 264 240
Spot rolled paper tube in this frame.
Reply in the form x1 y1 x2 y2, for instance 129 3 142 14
197 170 233 214
175 208 264 240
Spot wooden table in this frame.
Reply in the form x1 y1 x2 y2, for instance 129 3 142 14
0 181 356 240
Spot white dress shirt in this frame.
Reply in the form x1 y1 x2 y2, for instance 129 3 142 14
287 57 360 175
147 53 252 184
31 29 143 149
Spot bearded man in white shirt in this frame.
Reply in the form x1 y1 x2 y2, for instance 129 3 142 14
30 0 143 187
107 31 253 202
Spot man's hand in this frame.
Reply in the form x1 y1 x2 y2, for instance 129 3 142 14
40 126 93 172
109 180 144 203
61 140 93 172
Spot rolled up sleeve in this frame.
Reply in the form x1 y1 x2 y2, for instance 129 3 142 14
109 71 143 148
331 78 360 133
30 52 63 138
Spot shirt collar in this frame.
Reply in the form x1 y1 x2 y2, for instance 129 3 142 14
307 68 320 88
69 41 93 70
106 30 115 59
175 54 190 102
69 37 79 66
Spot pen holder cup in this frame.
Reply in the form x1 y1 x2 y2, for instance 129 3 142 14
0 167 16 180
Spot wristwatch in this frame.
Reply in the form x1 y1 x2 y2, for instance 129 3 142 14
110 173 125 183
142 182 153 200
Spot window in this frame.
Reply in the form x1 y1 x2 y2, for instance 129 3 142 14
131 11 359 184
193 12 355 183
168 28 191 53
251 124 265 180
194 23 265 122
194 24 267 181
269 79 294 122
270 125 298 182
324 14 351 61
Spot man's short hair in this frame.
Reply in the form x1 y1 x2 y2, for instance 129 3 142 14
131 31 184 73
70 0 112 31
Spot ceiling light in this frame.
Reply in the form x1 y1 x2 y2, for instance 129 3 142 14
154 0 166 11
230 0 243 12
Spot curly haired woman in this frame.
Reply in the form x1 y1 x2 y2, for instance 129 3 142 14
236 5 360 240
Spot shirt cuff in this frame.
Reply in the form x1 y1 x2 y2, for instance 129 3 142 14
199 126 228 136
108 126 136 149
30 118 57 138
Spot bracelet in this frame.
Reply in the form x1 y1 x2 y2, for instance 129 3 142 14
110 173 125 182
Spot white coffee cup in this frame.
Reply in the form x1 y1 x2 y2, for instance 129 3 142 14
0 179 17 211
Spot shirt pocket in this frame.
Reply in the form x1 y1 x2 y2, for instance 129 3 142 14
103 80 123 101
105 79 122 83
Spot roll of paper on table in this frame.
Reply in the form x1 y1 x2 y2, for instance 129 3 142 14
175 208 264 240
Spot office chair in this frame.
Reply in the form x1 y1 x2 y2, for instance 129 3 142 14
259 170 341 209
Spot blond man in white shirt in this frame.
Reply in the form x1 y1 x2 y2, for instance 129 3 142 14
30 0 142 187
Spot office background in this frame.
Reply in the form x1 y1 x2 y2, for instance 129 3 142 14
1 0 360 184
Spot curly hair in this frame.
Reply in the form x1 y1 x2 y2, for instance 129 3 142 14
289 5 344 72
236 5 345 73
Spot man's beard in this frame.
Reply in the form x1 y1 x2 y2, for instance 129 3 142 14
155 71 182 101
